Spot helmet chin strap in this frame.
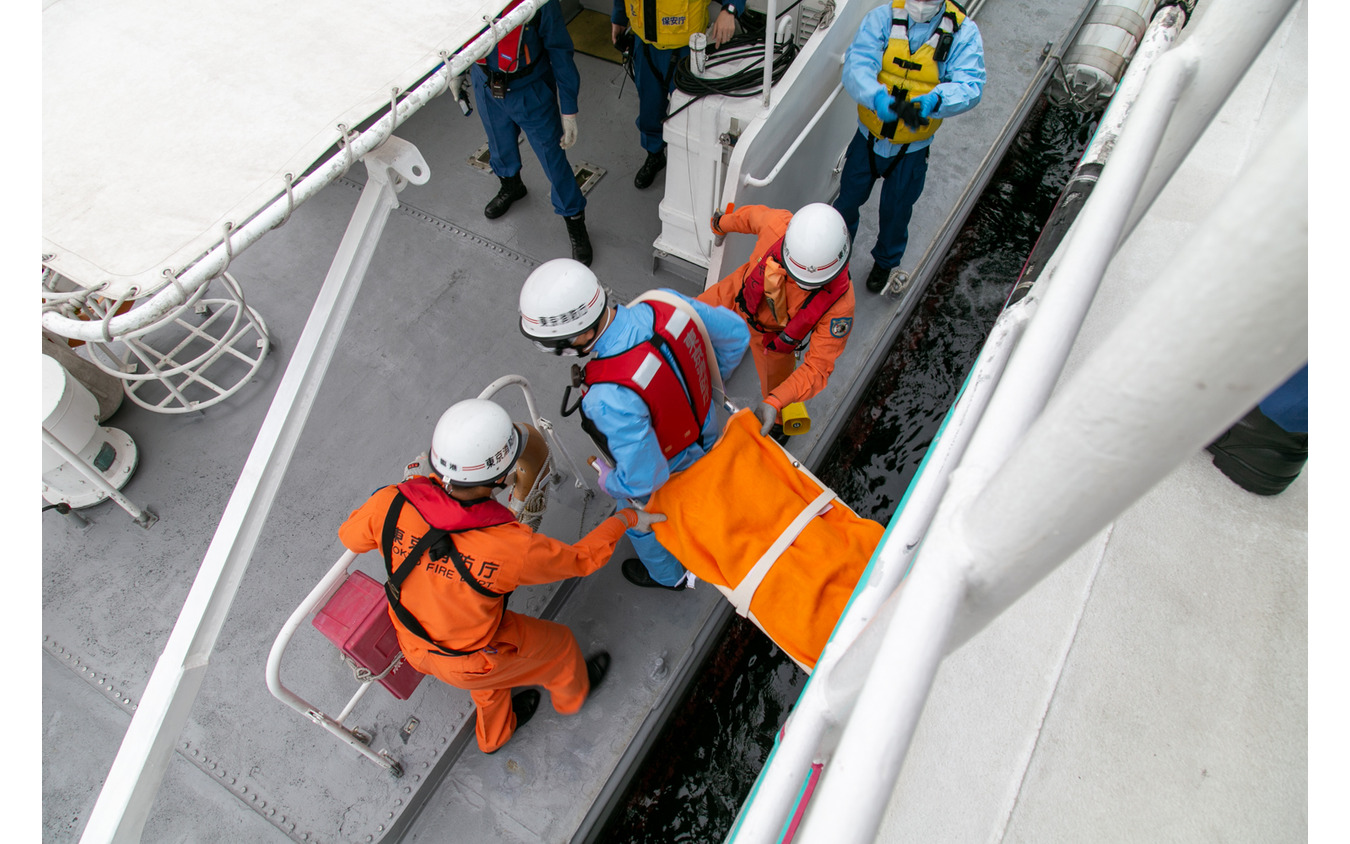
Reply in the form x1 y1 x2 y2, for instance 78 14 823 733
576 307 614 356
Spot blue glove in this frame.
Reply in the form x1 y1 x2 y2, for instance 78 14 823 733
913 92 941 119
871 89 897 123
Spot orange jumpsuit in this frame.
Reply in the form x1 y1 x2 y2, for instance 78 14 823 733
339 482 636 753
697 205 856 418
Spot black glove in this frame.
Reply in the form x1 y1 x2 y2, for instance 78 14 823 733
898 99 929 131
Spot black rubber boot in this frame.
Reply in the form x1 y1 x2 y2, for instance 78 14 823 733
483 689 540 754
484 173 527 219
586 652 611 694
620 558 685 591
566 212 593 266
864 263 890 294
1205 405 1308 496
634 149 666 189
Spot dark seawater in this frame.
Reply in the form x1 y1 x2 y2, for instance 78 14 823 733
597 99 1098 844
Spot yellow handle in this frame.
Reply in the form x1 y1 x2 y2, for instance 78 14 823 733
780 402 810 435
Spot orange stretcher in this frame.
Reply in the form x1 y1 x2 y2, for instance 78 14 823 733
646 409 885 671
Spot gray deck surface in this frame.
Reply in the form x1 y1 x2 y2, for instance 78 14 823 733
38 0 1310 842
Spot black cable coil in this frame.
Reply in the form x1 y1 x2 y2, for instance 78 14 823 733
665 6 806 123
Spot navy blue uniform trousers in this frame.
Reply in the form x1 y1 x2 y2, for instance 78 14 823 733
472 65 585 218
833 131 930 271
631 39 686 154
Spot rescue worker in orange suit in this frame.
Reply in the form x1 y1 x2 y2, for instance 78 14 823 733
448 0 594 264
338 398 664 754
697 203 856 439
519 259 750 590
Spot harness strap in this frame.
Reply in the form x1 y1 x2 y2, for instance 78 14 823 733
867 135 909 180
380 491 510 658
773 286 823 349
641 41 678 112
631 290 726 406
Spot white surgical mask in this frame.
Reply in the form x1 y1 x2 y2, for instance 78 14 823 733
906 0 943 23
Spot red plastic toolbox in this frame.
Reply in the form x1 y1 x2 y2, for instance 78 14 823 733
312 570 425 700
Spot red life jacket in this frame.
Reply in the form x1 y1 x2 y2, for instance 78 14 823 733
395 475 515 531
735 236 850 354
580 300 714 460
384 477 517 656
476 0 531 73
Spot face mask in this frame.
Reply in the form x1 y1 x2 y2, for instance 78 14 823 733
907 0 943 23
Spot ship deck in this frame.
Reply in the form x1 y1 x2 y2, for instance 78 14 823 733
38 0 1310 841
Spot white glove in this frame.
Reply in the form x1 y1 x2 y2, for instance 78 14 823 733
403 451 432 480
449 74 471 115
561 113 578 149
755 402 779 436
627 508 667 533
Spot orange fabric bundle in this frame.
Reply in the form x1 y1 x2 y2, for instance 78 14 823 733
647 409 884 671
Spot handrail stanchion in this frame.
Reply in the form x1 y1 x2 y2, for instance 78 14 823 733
266 551 404 775
761 0 778 109
477 374 593 493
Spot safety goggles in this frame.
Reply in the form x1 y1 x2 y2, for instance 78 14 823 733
531 337 582 356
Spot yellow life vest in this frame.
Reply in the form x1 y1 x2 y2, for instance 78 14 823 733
625 0 710 51
859 0 967 145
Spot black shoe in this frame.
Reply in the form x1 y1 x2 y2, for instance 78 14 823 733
484 689 541 754
621 558 685 590
865 263 891 294
484 173 527 219
634 150 666 189
512 688 541 728
565 212 593 266
1206 405 1308 496
586 652 611 694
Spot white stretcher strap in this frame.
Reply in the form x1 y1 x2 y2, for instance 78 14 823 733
727 487 836 618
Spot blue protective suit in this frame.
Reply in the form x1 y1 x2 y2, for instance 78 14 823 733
1260 364 1308 433
584 291 750 585
472 0 586 217
833 4 986 270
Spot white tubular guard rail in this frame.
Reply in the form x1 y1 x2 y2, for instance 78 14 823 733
729 1 1306 841
266 376 584 778
265 551 404 776
41 0 543 344
476 374 593 495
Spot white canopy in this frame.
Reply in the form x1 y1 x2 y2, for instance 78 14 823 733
43 0 510 297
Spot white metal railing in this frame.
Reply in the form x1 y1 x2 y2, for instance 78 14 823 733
41 0 542 345
761 0 778 107
729 0 1306 840
79 138 429 844
265 376 587 779
476 374 593 495
743 80 845 187
265 551 405 776
40 428 158 528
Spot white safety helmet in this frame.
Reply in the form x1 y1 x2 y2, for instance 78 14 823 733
519 258 608 355
780 203 851 289
429 399 521 487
